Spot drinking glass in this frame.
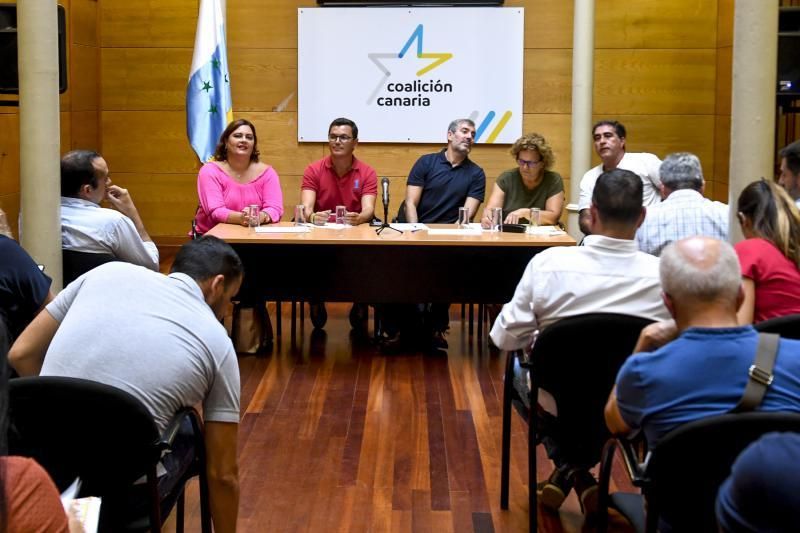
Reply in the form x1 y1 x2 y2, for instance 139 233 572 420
335 205 347 225
294 205 305 225
490 207 502 232
457 207 469 228
247 205 260 229
529 208 541 227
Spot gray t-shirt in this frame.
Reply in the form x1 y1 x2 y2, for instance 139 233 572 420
41 262 240 433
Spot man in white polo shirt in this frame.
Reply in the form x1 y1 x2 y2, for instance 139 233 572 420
578 120 662 235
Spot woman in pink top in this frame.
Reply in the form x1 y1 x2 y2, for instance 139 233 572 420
194 119 284 234
735 179 800 324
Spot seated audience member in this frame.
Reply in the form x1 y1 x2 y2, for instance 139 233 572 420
60 150 159 271
716 432 800 532
636 152 728 256
490 169 670 512
0 321 70 532
606 237 800 450
0 209 54 342
778 139 800 208
480 132 564 227
578 120 662 235
381 118 485 353
301 117 377 331
10 236 242 533
194 118 283 234
734 179 800 324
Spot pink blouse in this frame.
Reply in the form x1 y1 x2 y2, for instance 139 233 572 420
195 162 284 234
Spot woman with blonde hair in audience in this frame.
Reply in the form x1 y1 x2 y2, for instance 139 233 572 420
735 179 800 324
194 118 284 235
481 132 564 227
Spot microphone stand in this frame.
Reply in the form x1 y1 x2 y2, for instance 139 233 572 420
376 191 401 235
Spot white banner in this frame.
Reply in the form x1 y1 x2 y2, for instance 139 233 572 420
298 7 524 144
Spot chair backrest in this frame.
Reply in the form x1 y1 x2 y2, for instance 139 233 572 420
8 376 162 496
62 250 117 285
754 313 800 340
530 313 654 467
645 411 800 531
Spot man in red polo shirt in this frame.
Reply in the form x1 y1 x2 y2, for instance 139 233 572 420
301 117 378 330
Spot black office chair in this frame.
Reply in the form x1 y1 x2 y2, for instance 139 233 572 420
62 249 117 285
596 412 800 533
499 313 652 532
8 376 211 533
755 313 800 340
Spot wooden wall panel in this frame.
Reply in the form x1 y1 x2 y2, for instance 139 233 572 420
114 172 198 234
229 48 298 112
229 1 314 50
717 0 734 47
100 0 196 48
594 49 716 115
70 44 99 112
518 0 573 50
70 110 100 151
101 48 192 110
715 46 732 116
0 114 20 196
596 0 717 49
101 111 199 173
714 112 731 202
523 49 572 114
70 0 97 47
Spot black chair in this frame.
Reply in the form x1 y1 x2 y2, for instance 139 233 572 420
755 313 800 340
500 313 653 532
596 412 800 533
8 376 211 533
62 249 117 285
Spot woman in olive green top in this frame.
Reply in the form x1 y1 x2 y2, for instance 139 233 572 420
481 132 565 226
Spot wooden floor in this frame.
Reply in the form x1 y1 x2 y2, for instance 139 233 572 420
158 248 636 532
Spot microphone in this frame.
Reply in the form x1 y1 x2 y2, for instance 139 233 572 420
381 177 390 206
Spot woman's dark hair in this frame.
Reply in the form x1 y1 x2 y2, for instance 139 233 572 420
212 119 260 163
737 179 800 268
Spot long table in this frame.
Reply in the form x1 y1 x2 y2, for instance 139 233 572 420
207 222 575 304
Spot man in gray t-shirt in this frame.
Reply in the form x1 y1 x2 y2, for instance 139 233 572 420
10 236 243 533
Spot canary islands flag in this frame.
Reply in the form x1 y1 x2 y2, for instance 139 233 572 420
186 0 233 162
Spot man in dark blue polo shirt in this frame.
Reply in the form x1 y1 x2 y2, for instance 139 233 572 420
404 118 486 224
383 119 486 353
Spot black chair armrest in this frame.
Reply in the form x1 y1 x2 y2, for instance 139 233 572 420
597 435 649 533
158 407 202 451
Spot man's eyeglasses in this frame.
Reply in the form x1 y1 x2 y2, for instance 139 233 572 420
517 158 543 169
329 135 353 143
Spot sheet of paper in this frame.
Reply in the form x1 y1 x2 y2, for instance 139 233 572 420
528 225 566 235
255 226 310 233
307 223 349 230
390 223 429 231
427 228 483 236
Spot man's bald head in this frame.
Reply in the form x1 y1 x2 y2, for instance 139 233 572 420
660 237 742 306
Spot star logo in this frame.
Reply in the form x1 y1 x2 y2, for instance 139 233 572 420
367 24 453 105
211 57 221 71
208 104 218 114
201 81 213 93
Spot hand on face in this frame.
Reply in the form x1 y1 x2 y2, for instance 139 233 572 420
105 184 138 218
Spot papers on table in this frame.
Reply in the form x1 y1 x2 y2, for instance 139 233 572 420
61 478 101 533
390 223 429 232
255 226 310 233
528 225 567 236
428 228 483 236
